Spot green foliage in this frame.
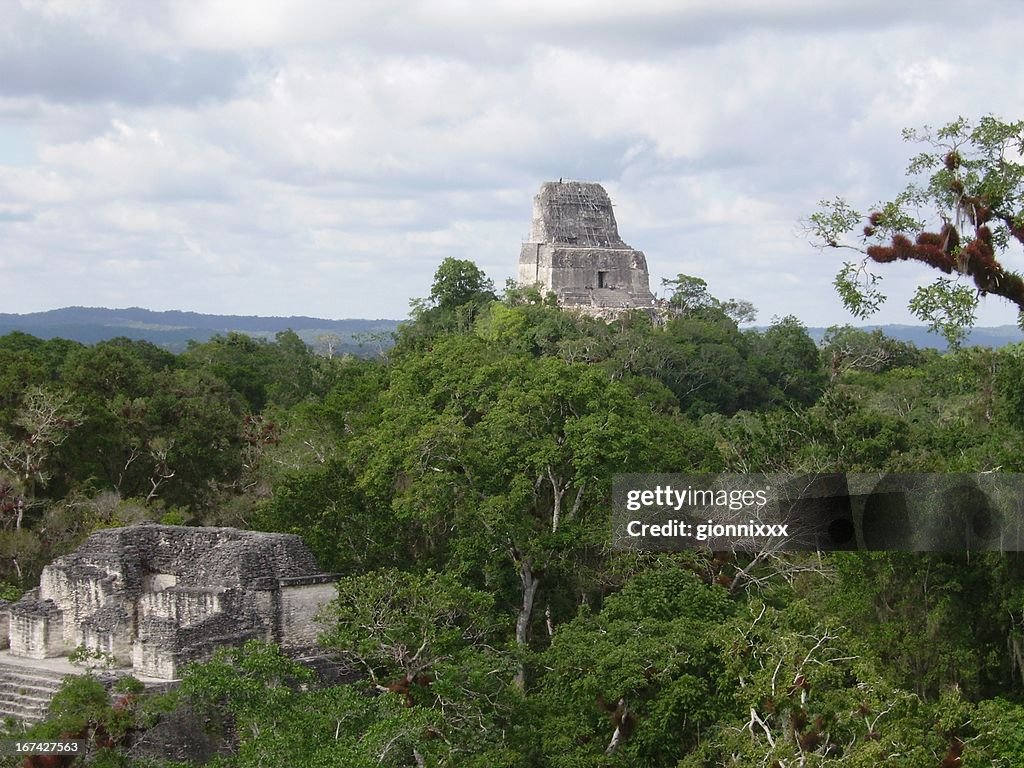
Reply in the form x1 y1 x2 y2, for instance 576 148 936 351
188 677 525 768
112 676 145 695
706 387 912 473
180 330 317 412
158 508 188 526
430 257 496 311
179 640 313 720
68 644 117 669
474 302 533 350
175 628 528 766
139 368 246 506
821 324 924 379
229 686 439 768
680 596 951 768
660 273 718 314
254 459 381 574
660 308 769 416
661 273 757 325
0 528 43 586
502 278 558 308
26 672 140 757
536 564 734 766
400 258 499 342
320 568 498 691
46 674 112 728
833 260 886 318
808 196 862 245
0 385 84 500
0 580 21 601
825 552 1012 701
968 698 1024 767
750 315 826 406
908 277 978 348
177 643 446 767
313 357 385 438
0 336 83 432
995 342 1024 430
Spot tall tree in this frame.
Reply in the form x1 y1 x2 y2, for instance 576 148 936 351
0 386 83 525
402 258 498 341
351 333 718 688
537 563 734 765
749 315 826 407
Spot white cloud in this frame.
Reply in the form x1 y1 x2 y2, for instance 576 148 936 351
0 1 1021 329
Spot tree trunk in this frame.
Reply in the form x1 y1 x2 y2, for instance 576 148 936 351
547 465 566 534
605 698 629 753
514 558 540 690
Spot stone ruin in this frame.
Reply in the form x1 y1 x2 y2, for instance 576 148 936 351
0 523 336 680
517 181 656 316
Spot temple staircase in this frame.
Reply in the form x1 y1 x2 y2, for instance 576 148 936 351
0 660 70 724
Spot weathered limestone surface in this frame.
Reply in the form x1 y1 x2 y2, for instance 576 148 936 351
0 658 70 722
2 523 337 681
9 599 65 659
517 181 655 315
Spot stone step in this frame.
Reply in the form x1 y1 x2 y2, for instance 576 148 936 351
0 677 66 695
0 711 50 727
590 288 632 307
0 662 70 683
0 694 51 708
0 681 63 697
0 663 83 725
557 293 594 307
0 669 68 685
0 701 56 723
0 700 56 723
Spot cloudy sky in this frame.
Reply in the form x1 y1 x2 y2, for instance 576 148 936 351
2 0 1022 326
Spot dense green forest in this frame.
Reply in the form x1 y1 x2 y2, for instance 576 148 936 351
3 260 1024 767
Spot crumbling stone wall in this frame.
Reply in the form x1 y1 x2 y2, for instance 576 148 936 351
277 576 338 648
517 181 655 315
1 523 336 679
8 598 65 659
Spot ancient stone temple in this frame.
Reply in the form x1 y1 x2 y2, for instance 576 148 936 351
0 524 336 681
517 181 655 315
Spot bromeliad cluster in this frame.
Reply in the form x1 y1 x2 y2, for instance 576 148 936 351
863 149 1024 311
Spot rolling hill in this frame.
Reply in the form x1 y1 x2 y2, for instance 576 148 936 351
1 307 1021 353
0 307 400 354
